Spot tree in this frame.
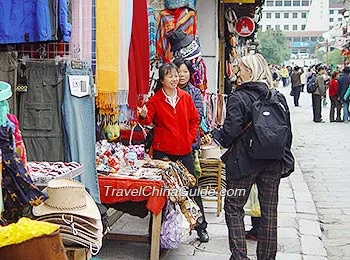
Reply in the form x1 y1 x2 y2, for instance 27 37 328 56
328 49 343 65
256 29 291 65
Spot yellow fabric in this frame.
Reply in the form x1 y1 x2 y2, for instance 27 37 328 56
0 218 59 248
96 0 119 111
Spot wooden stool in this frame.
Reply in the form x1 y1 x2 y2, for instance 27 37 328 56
65 246 91 260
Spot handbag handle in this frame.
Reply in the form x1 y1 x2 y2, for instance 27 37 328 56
129 123 147 146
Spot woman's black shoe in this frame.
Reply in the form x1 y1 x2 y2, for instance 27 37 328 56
197 229 209 242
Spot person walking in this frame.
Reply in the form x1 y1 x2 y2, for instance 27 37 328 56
137 63 209 242
280 65 289 87
312 66 327 123
337 66 350 123
212 54 292 260
328 71 342 122
300 67 307 92
291 66 304 107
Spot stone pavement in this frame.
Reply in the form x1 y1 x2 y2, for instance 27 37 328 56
281 86 350 260
96 85 332 260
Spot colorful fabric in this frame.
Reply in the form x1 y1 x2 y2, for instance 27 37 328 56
96 0 119 111
156 8 197 62
165 0 197 10
98 176 166 215
188 57 208 92
1 126 47 222
128 0 150 108
7 114 28 172
148 6 157 61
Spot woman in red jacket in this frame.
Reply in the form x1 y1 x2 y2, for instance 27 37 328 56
328 71 342 122
138 63 209 242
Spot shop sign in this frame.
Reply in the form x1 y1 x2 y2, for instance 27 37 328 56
223 0 255 3
235 17 255 37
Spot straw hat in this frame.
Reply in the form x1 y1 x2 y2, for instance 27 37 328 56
32 179 101 221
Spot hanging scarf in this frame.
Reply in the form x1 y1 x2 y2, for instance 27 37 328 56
96 0 119 112
148 6 157 61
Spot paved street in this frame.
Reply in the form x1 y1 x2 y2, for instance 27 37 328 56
281 86 350 260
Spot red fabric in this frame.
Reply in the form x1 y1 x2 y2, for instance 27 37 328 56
328 79 339 97
98 176 166 215
128 0 150 108
139 88 199 156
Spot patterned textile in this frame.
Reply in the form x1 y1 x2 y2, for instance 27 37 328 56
156 8 197 62
165 0 196 10
148 6 157 61
224 168 281 260
188 57 207 92
1 126 47 222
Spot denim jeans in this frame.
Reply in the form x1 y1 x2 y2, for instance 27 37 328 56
343 102 349 122
62 61 100 202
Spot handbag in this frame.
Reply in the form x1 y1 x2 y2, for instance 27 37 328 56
128 123 147 160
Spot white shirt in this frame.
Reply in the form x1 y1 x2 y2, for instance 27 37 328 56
162 89 179 108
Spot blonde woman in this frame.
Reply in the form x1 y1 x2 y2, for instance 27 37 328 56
212 53 292 260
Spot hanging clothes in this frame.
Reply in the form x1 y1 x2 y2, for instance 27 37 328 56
156 8 197 62
0 0 71 44
70 0 92 59
148 5 157 61
62 60 100 203
0 51 17 115
18 60 65 162
96 0 119 112
188 57 208 92
1 125 47 222
165 0 197 10
128 0 150 109
118 0 133 106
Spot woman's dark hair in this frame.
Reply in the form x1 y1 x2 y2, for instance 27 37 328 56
173 57 194 74
154 63 178 93
331 71 339 79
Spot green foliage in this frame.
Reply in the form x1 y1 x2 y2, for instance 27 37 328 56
328 49 343 65
256 29 291 65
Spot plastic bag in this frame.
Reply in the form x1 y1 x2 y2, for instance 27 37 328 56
160 201 181 249
244 184 261 217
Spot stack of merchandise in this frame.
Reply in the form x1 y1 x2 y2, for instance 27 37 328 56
32 179 103 256
198 159 227 190
28 161 84 186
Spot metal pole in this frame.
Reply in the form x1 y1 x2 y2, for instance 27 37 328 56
219 0 225 95
326 39 329 65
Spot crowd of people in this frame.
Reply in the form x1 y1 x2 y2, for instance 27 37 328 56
269 63 350 123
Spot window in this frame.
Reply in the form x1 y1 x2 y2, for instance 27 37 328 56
330 10 334 15
284 13 289 18
293 13 298 18
275 25 281 30
301 25 306 30
286 37 292 42
293 36 301 42
293 25 298 30
339 18 343 22
339 10 343 14
266 1 273 6
284 0 291 6
267 13 272 18
302 0 309 6
330 18 334 22
301 37 309 42
311 37 317 41
284 25 289 30
293 0 300 6
276 1 282 6
301 13 307 19
266 25 272 30
275 13 280 18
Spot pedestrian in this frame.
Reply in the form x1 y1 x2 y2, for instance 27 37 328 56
312 66 327 123
280 65 289 87
337 66 350 123
328 71 342 122
291 66 304 107
137 63 209 242
300 67 307 92
211 53 292 260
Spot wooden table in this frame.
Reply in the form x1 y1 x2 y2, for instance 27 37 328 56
98 176 167 260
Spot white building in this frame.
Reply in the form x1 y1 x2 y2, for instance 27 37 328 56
260 0 343 55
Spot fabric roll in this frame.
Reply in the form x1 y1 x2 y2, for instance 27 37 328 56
96 0 119 111
128 0 150 109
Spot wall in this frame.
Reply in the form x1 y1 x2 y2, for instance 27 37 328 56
197 0 219 93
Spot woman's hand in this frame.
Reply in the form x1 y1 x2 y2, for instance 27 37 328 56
137 105 148 119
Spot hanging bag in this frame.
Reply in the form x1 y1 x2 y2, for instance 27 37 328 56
160 201 182 249
128 123 147 160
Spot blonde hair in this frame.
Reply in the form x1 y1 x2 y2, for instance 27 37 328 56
240 53 274 89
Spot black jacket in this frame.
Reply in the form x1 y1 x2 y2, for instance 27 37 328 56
212 82 293 180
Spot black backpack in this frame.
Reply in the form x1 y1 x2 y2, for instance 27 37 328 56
243 90 289 160
306 74 317 93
